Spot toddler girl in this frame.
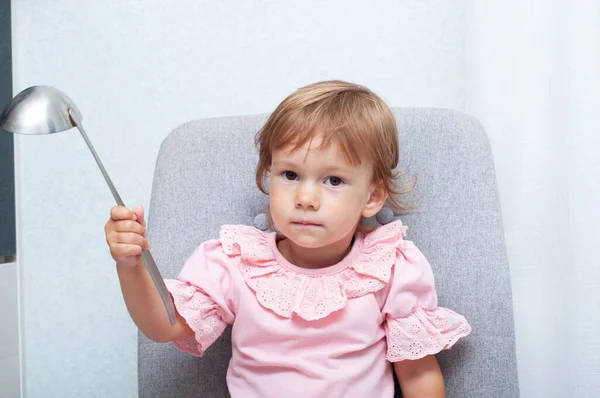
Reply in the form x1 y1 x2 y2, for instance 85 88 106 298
105 80 471 397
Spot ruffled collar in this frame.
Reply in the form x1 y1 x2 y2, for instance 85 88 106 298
219 220 408 321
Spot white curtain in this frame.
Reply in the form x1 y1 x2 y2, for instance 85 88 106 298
465 1 599 397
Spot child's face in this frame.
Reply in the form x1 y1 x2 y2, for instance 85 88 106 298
269 137 384 249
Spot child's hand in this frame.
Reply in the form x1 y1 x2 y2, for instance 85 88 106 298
105 205 150 268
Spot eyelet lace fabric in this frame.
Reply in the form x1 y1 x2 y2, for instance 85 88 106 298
219 221 409 321
164 279 228 357
385 307 472 361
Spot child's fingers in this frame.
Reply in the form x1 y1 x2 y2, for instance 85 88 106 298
114 232 148 248
112 220 146 235
111 243 144 258
110 206 135 221
133 205 146 228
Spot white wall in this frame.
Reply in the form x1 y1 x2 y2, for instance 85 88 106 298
465 1 600 396
12 1 466 396
0 262 20 398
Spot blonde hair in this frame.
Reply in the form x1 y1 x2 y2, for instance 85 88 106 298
255 80 415 229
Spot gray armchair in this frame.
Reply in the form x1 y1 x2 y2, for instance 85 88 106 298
140 109 520 397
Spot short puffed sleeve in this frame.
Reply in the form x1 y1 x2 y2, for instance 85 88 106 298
164 239 237 357
381 240 472 362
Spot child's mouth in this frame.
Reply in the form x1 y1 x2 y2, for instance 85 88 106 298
293 221 322 227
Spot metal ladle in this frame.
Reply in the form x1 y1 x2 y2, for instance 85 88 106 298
0 85 176 325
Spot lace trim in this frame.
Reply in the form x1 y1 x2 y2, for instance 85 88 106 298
385 307 472 361
165 279 228 357
219 221 408 320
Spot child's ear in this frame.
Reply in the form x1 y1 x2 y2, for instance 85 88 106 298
362 182 388 218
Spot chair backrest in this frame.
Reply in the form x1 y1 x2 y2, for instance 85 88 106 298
140 109 520 397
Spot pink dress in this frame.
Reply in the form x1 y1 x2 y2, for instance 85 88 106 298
164 220 471 397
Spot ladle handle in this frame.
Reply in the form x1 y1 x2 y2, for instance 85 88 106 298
69 111 124 206
68 110 177 326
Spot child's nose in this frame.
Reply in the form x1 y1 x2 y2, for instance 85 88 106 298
295 181 319 210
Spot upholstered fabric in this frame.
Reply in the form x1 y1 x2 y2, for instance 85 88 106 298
140 109 520 397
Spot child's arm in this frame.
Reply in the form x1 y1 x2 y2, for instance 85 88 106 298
393 355 446 398
106 205 193 343
116 256 194 342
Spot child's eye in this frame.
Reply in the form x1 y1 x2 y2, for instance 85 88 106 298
283 171 298 181
325 176 344 186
